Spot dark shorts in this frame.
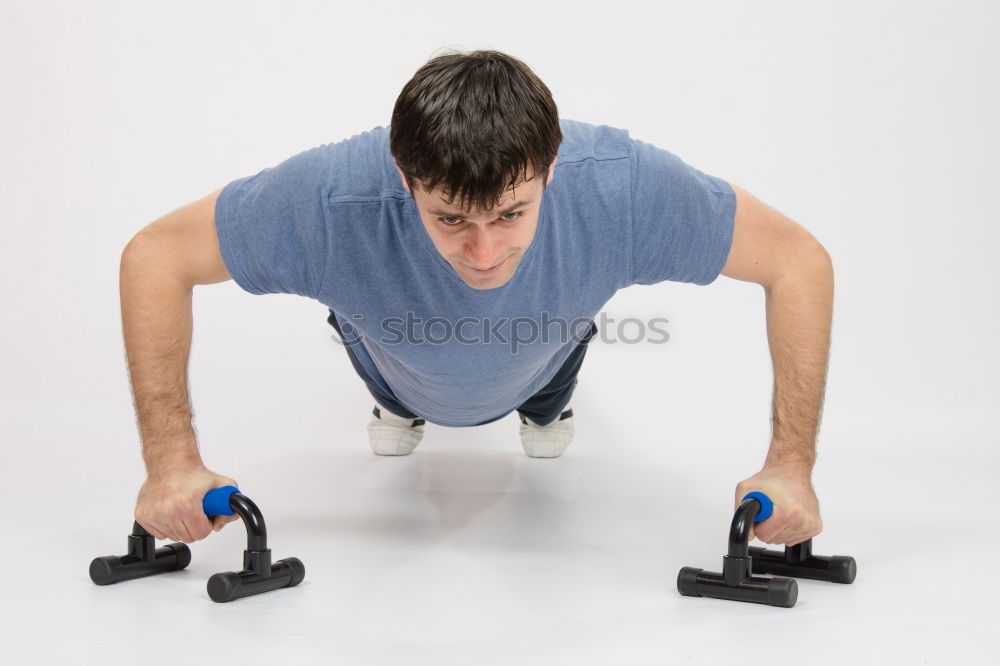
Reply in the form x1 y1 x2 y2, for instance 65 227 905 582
327 308 597 427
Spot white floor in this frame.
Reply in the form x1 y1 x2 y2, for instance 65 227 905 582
3 1 998 663
3 358 997 665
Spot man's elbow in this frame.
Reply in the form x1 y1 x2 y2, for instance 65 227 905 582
771 237 834 293
806 237 833 277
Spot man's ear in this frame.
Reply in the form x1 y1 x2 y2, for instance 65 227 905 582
546 153 558 185
393 160 411 194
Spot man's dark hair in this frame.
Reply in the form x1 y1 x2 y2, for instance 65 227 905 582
390 49 561 213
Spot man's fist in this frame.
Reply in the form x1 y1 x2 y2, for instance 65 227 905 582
734 463 823 547
135 464 240 543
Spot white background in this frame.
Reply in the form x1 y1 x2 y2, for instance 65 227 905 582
1 0 997 663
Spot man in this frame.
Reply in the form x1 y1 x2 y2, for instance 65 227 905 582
123 50 830 550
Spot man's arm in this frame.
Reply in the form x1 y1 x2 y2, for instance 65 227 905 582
719 183 834 546
120 187 240 543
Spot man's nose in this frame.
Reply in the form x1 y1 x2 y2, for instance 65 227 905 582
465 227 502 267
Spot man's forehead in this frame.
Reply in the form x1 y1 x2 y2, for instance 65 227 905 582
423 172 540 214
426 196 534 218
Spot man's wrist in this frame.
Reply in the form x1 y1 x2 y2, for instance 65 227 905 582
143 439 204 480
763 441 816 476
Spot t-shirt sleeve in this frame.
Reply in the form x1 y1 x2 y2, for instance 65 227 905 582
214 145 332 298
628 136 736 286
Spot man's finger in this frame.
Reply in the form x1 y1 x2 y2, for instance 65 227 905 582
755 519 783 544
191 514 213 540
213 515 238 531
177 518 196 543
146 524 167 541
786 532 811 547
770 525 794 547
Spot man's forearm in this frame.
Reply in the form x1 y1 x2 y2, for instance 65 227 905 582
762 249 834 472
119 232 203 477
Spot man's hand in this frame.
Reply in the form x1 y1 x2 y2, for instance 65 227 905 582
734 463 823 547
135 462 241 543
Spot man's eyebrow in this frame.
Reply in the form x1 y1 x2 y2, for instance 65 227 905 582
427 199 534 217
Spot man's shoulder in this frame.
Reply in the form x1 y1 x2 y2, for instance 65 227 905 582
318 124 402 201
557 118 632 163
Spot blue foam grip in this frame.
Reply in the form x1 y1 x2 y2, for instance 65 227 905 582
741 492 774 522
203 486 240 517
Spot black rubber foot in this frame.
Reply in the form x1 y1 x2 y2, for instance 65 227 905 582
167 543 192 570
88 555 118 585
281 557 306 588
207 571 242 603
829 555 857 584
677 567 702 597
767 577 798 608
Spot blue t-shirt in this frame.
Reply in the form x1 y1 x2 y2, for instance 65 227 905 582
214 118 736 427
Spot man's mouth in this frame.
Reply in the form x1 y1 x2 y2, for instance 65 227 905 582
467 257 507 274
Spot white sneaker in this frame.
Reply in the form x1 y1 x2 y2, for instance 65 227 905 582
367 405 425 456
519 406 574 458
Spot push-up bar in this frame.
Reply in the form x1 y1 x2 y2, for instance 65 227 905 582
677 491 856 608
89 486 304 603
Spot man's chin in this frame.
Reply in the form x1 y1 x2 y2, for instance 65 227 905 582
460 272 514 290
456 259 518 289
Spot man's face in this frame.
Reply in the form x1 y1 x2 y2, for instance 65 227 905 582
395 157 557 290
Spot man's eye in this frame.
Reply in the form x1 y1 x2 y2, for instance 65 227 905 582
438 211 523 226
